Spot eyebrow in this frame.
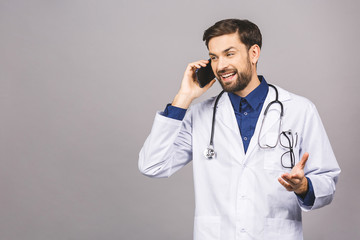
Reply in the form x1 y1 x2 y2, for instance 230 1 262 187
209 47 237 56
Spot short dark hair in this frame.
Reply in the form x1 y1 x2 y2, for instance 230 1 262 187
203 19 262 50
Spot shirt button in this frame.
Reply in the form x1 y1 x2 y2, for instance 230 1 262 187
240 228 246 233
244 112 248 116
244 137 248 141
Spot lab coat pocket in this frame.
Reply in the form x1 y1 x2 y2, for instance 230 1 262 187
263 144 299 172
263 147 288 172
264 218 302 240
193 216 221 240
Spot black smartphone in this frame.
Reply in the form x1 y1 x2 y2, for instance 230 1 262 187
196 59 215 88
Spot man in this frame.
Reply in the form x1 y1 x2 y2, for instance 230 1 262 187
139 19 340 240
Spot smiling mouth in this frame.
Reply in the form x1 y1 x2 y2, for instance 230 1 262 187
220 72 236 82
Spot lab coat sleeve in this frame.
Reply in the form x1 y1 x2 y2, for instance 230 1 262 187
138 110 193 178
298 102 341 211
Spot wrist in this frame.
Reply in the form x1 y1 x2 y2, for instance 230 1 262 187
294 177 308 197
172 92 195 109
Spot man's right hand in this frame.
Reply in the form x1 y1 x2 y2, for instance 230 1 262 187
171 60 216 109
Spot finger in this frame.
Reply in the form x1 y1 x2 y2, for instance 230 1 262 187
191 60 209 66
188 63 201 70
196 60 211 68
289 172 304 180
199 59 209 64
188 60 210 71
199 61 209 67
298 152 309 169
278 177 294 191
281 173 291 180
281 174 298 186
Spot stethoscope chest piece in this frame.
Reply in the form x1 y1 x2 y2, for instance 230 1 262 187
204 90 225 160
204 145 215 159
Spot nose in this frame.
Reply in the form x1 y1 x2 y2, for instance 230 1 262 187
217 57 229 72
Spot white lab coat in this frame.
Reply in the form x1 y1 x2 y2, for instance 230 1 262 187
139 85 340 240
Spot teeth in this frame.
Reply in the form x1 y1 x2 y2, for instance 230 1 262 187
222 73 235 78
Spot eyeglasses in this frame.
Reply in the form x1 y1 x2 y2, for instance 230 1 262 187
279 130 298 169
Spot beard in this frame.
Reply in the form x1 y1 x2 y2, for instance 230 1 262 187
216 57 253 93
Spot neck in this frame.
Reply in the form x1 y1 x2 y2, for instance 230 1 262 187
234 72 260 97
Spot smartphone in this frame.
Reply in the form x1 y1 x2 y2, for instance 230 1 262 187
196 59 215 88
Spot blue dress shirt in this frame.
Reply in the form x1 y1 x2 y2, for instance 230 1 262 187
162 76 315 206
228 76 268 153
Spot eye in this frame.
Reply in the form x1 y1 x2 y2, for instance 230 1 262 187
210 56 217 61
227 52 235 57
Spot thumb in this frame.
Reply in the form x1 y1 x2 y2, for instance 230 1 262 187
298 152 309 169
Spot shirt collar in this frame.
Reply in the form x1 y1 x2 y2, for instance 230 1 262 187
228 75 269 111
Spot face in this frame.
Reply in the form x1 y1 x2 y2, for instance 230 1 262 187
208 33 253 93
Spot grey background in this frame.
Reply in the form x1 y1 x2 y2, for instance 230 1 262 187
1 0 359 239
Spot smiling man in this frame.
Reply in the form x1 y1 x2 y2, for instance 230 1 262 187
139 19 340 240
208 35 255 95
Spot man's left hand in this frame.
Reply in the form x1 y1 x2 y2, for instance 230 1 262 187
278 152 309 197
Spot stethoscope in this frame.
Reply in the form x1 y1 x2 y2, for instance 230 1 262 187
204 84 284 159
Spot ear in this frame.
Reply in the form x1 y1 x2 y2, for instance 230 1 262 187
249 44 260 65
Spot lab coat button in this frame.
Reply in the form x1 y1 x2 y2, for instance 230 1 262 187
240 228 246 233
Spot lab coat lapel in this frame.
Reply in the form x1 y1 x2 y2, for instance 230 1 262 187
215 93 246 156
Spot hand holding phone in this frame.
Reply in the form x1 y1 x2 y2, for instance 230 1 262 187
172 60 216 109
195 59 216 88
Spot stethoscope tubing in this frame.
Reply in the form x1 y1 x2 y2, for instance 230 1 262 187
264 84 284 117
209 90 225 147
205 84 284 159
